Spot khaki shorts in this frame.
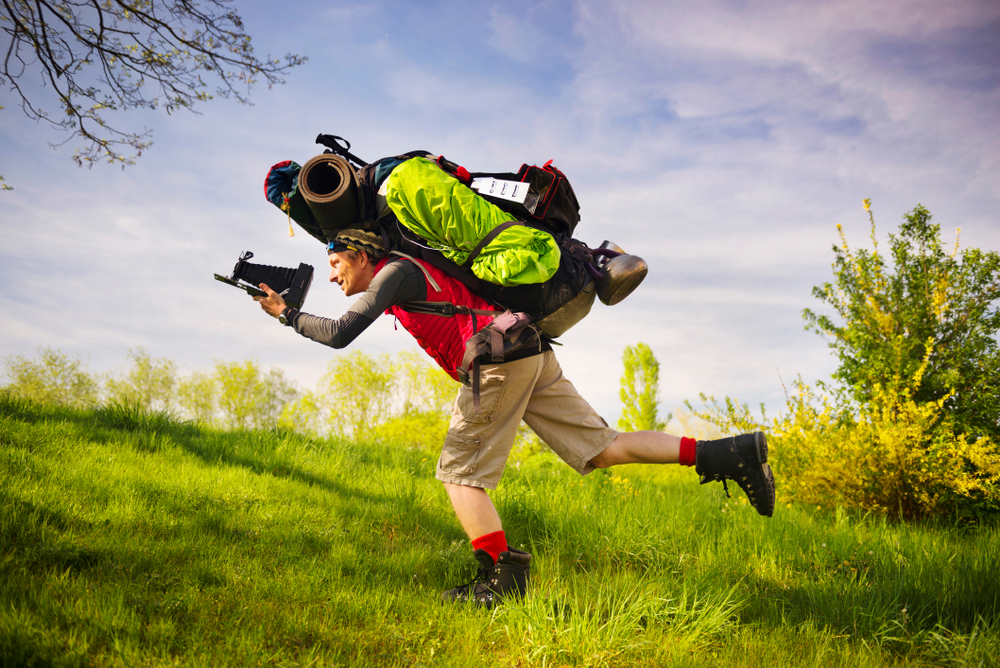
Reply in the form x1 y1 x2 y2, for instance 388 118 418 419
436 350 619 489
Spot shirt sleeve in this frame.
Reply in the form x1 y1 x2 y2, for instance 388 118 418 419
289 259 427 349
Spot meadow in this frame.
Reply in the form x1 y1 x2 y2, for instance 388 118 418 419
2 395 998 667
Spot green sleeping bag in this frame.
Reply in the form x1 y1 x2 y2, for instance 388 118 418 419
384 157 561 286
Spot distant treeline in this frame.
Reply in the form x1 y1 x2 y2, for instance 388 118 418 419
4 204 999 521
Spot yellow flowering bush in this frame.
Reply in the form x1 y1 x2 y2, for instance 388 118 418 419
693 358 1000 520
691 202 1000 521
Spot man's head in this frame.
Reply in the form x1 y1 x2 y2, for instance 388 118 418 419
326 227 388 296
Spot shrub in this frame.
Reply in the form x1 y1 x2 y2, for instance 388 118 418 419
691 203 1000 521
1 346 100 408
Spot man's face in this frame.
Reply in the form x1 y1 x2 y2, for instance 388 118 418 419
328 251 373 296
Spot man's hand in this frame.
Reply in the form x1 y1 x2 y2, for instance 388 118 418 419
253 283 287 318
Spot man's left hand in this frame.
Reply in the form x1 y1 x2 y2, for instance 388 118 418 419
253 283 287 319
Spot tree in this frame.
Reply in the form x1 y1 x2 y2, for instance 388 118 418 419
0 0 305 170
213 359 297 430
176 368 216 424
105 347 177 412
317 350 396 440
393 348 458 415
803 202 1000 441
1 345 99 407
378 349 459 453
617 342 667 432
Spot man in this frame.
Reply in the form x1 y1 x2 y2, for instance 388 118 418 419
253 226 775 609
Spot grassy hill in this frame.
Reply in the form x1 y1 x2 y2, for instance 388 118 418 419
2 395 998 667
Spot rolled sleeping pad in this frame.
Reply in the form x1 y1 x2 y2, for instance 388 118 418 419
298 154 361 236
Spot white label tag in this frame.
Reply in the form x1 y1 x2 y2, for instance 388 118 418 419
471 177 530 204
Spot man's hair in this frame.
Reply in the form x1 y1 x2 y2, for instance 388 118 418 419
327 227 387 261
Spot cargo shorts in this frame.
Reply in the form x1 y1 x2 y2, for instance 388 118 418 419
436 350 619 489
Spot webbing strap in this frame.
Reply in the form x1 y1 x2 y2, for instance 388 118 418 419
399 301 498 318
461 221 522 270
388 251 442 292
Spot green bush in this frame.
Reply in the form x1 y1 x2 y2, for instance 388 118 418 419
693 203 1000 521
1 346 100 408
803 202 1000 442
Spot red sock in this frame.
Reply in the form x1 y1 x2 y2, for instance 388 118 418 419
679 437 697 467
471 530 507 564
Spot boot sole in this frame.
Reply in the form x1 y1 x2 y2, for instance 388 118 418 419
754 431 768 466
755 433 774 517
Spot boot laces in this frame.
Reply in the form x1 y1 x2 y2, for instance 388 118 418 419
450 565 492 599
699 473 731 498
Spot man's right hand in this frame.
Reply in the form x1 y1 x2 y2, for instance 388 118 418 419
253 283 287 319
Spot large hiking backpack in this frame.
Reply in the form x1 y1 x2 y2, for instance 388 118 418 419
263 134 646 338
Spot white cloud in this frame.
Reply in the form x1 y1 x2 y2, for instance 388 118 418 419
2 0 997 424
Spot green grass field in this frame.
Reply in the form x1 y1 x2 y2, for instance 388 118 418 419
2 395 998 667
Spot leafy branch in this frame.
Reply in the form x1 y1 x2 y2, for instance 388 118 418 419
0 0 306 168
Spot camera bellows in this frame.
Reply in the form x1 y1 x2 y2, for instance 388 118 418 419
214 251 314 309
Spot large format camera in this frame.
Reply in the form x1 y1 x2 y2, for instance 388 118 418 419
214 251 314 309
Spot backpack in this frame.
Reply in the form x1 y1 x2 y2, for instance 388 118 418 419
263 134 645 339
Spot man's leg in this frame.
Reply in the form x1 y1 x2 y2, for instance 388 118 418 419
587 431 681 468
520 352 774 517
437 358 540 607
443 482 502 539
590 430 775 517
440 482 531 610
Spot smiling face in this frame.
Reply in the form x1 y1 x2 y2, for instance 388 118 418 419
328 250 375 297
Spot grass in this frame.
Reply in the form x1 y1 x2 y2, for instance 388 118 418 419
1 394 998 667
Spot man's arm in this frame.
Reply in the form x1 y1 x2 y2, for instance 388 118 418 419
255 260 427 349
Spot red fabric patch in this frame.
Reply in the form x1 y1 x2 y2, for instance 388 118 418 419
679 437 697 467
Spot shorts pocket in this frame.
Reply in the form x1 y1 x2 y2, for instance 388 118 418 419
453 369 509 424
438 434 483 475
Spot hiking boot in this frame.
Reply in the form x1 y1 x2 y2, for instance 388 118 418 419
696 431 775 517
442 547 531 609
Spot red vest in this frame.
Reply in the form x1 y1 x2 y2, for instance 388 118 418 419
375 257 496 380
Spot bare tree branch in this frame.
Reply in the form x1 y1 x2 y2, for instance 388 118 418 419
0 0 306 170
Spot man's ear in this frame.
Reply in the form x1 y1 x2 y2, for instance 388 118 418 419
359 251 370 268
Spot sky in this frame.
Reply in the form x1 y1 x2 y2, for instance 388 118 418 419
1 0 998 423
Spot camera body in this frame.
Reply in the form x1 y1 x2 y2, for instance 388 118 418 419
214 251 314 309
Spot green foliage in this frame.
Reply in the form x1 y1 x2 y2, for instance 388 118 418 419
316 350 396 440
693 361 1000 521
94 398 177 434
213 360 298 430
694 203 1000 521
176 369 218 425
393 349 458 415
104 347 177 412
1 345 99 408
803 203 1000 441
618 343 668 432
0 0 305 169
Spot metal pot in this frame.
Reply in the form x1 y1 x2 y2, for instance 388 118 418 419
596 241 648 306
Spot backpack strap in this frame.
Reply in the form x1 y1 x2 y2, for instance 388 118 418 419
455 310 539 412
387 250 442 292
398 301 498 318
315 134 368 169
460 220 523 270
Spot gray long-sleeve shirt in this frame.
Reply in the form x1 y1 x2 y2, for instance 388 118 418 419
288 259 426 349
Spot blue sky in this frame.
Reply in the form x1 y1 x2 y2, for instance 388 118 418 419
2 0 998 422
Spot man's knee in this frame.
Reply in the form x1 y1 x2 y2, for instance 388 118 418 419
588 446 615 469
